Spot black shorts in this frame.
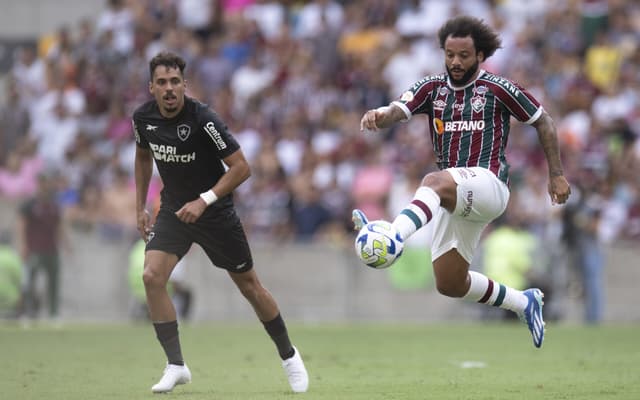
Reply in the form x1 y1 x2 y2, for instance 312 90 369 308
146 207 253 273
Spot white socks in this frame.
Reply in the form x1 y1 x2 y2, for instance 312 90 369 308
392 186 440 240
464 271 528 313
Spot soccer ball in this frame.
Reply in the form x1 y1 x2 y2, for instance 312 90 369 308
354 220 404 269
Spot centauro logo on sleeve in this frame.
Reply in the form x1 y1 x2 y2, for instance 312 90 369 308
204 121 227 150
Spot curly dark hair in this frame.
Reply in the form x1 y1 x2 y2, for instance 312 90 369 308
437 16 502 60
149 51 186 81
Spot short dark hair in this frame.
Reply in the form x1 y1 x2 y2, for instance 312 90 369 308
437 16 502 60
149 51 186 81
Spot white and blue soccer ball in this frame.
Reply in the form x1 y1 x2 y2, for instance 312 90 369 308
354 221 404 269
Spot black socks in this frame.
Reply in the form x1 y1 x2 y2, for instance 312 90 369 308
153 320 184 366
154 316 293 364
262 313 294 360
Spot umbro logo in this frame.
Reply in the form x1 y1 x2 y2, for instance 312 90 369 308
146 124 158 131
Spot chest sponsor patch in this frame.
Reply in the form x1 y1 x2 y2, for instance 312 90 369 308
434 119 485 134
443 120 485 132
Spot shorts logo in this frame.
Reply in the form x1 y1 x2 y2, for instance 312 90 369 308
177 124 191 141
146 231 155 243
468 168 476 177
460 168 476 178
460 190 473 217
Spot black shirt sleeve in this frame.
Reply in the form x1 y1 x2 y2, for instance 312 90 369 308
132 115 149 149
198 107 240 159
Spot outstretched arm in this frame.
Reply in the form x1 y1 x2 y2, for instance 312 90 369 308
532 110 571 205
360 103 407 131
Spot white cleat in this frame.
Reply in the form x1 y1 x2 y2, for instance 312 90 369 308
282 346 309 393
151 363 191 393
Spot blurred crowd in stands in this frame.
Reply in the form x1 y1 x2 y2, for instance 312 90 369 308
0 0 639 323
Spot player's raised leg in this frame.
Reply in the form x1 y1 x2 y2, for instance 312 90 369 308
229 268 309 393
143 250 192 393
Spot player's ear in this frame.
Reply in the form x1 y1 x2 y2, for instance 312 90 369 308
148 81 153 94
477 50 485 63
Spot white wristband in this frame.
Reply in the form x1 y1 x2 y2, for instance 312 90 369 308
199 190 218 206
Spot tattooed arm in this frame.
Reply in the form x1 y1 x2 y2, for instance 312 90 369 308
532 110 571 205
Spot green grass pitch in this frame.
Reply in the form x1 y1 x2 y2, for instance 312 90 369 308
2 322 639 399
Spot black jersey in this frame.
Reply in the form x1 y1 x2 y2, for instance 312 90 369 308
132 96 240 212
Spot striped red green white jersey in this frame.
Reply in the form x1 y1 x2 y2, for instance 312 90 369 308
392 69 543 184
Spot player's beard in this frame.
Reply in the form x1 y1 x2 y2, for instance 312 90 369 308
164 105 178 114
163 94 179 114
446 60 479 86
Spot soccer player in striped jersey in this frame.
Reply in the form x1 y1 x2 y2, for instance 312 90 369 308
354 16 571 348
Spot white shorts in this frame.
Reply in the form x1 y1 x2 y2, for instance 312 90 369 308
430 167 510 264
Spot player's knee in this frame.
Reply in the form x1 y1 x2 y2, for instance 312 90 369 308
142 266 166 289
435 279 467 298
238 282 260 300
422 172 447 192
237 279 263 302
421 171 457 211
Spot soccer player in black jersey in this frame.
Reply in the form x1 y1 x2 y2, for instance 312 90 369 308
355 16 571 349
132 52 308 393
